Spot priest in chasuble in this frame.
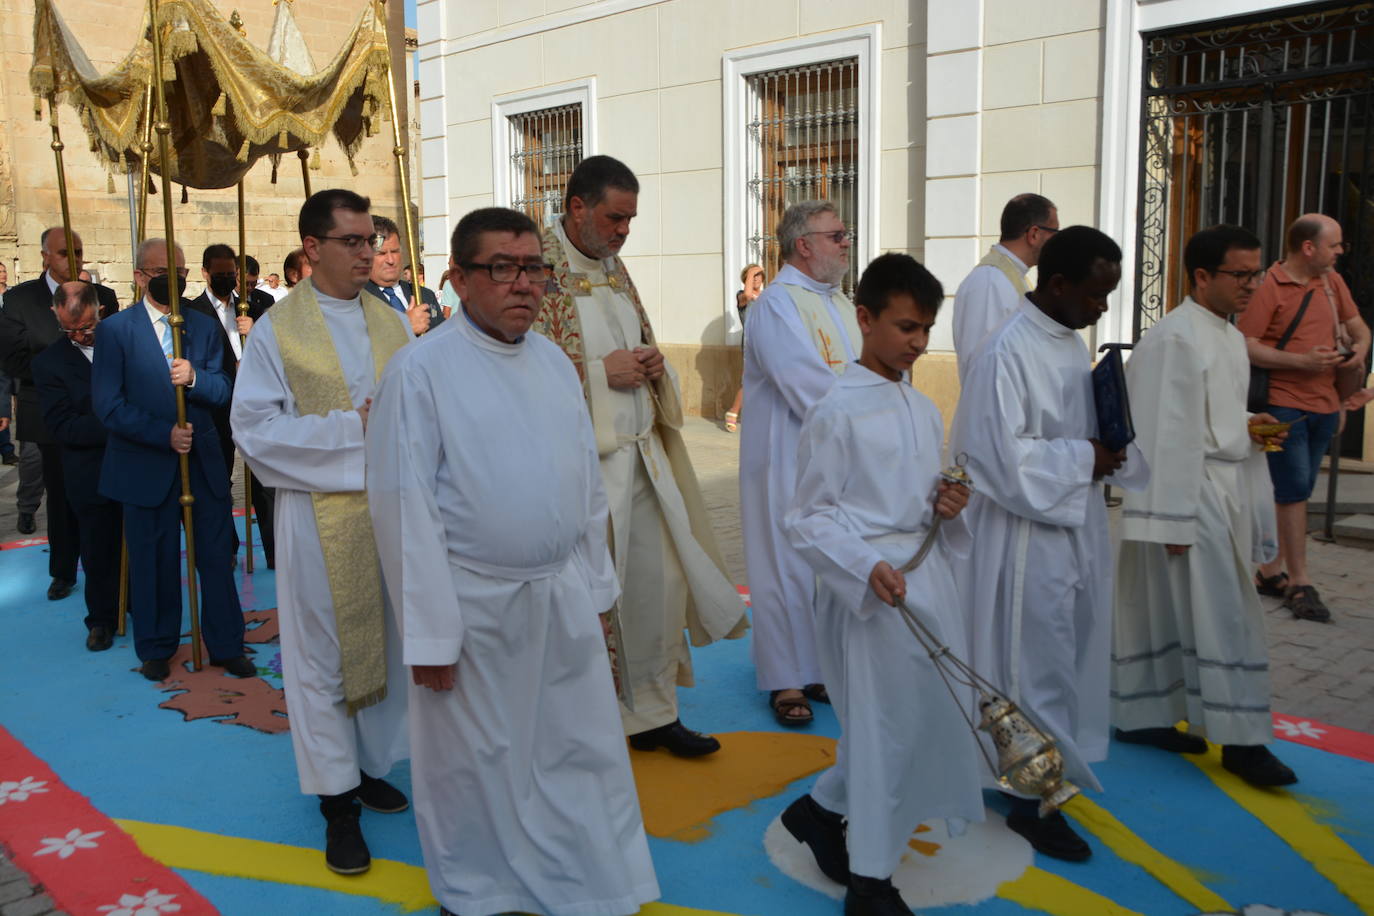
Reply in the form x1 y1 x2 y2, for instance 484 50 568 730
950 227 1149 863
951 193 1058 382
532 155 747 757
1112 224 1297 788
232 190 411 877
739 200 861 726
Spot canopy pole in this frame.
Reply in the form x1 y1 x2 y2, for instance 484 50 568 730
149 0 204 671
236 179 255 573
297 149 312 199
45 99 77 291
135 76 154 247
381 3 422 305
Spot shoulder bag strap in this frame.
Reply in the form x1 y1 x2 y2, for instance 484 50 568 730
1274 290 1315 352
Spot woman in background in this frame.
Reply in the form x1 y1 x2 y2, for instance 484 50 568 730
726 264 765 432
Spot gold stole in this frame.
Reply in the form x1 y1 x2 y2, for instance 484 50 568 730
978 245 1030 296
782 283 861 376
272 283 409 714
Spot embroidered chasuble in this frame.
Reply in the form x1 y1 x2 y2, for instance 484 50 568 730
271 282 409 713
978 245 1030 296
953 245 1031 383
782 283 861 376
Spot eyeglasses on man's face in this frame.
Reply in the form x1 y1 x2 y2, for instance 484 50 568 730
137 266 190 280
61 323 96 339
1213 268 1266 285
316 234 375 253
804 229 854 244
461 261 554 283
1033 225 1059 235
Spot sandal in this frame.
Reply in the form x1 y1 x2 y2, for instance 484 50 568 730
1284 585 1331 623
1255 571 1289 597
801 683 831 705
769 690 813 727
724 411 740 433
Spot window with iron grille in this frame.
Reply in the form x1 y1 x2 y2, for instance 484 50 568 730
744 58 860 294
507 103 583 228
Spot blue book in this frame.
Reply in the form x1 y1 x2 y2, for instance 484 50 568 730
1093 345 1135 453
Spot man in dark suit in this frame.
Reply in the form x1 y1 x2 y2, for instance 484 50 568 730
0 227 119 599
92 238 252 682
187 244 276 567
32 282 121 651
364 214 443 336
242 256 278 318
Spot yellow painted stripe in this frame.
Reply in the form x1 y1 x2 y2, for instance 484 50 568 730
115 818 737 916
1188 749 1374 911
997 866 1144 916
1062 796 1232 912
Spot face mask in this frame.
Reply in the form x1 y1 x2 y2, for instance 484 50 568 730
147 275 173 305
208 273 237 299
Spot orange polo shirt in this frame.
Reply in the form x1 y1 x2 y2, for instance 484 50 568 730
1235 262 1358 414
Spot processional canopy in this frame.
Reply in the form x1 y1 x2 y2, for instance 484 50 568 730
29 0 392 189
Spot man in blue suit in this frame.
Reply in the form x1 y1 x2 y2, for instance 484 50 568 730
32 281 121 651
92 238 252 681
364 214 443 336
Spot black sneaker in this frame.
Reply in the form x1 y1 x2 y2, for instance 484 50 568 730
357 773 409 813
1222 744 1297 787
1006 810 1091 862
320 796 370 874
1114 726 1207 754
844 874 910 916
781 794 850 886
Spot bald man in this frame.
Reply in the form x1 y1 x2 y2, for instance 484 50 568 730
0 228 119 599
1239 214 1370 624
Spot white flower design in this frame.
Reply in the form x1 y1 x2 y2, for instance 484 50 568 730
1273 718 1326 739
97 889 182 916
33 827 104 859
0 776 49 805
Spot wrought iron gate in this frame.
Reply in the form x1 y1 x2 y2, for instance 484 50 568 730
1135 2 1374 341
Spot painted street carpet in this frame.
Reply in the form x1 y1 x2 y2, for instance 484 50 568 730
1 527 1372 916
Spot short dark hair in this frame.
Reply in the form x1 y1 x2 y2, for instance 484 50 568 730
450 208 540 266
1036 226 1123 286
999 193 1056 241
202 243 236 270
299 189 371 241
564 155 639 212
855 253 944 318
1285 214 1330 254
283 248 307 284
52 280 97 314
245 255 260 276
372 215 400 242
1184 225 1262 286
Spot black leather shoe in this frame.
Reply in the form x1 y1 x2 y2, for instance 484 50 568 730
17 512 36 534
844 874 909 916
357 774 409 813
211 655 258 678
1222 744 1297 787
1006 811 1091 862
47 577 76 600
628 719 721 757
140 658 171 682
781 794 850 886
1114 726 1207 754
1 452 17 466
319 796 370 875
86 626 113 652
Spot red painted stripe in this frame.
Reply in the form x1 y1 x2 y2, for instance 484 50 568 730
0 536 48 551
0 725 219 915
1271 712 1374 763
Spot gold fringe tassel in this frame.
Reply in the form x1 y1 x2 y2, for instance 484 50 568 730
211 91 225 116
277 128 288 148
236 138 251 162
107 171 116 194
309 148 321 171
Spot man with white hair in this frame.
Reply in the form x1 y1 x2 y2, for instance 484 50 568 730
739 200 860 726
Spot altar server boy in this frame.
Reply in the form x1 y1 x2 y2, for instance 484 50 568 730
781 253 983 916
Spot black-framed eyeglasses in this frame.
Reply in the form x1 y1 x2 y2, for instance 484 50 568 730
1033 225 1060 235
1213 268 1266 285
461 261 554 283
61 323 97 338
316 234 374 253
804 230 854 244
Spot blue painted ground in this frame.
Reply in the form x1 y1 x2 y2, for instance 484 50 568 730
2 524 1372 916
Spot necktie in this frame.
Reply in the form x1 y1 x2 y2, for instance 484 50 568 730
382 286 405 312
157 314 174 361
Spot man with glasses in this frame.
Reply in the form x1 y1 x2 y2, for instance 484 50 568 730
739 199 859 728
0 227 118 596
31 281 121 652
232 189 412 876
952 193 1059 382
365 214 443 336
368 205 659 916
1113 225 1299 788
534 155 746 758
1238 214 1369 623
92 238 251 682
